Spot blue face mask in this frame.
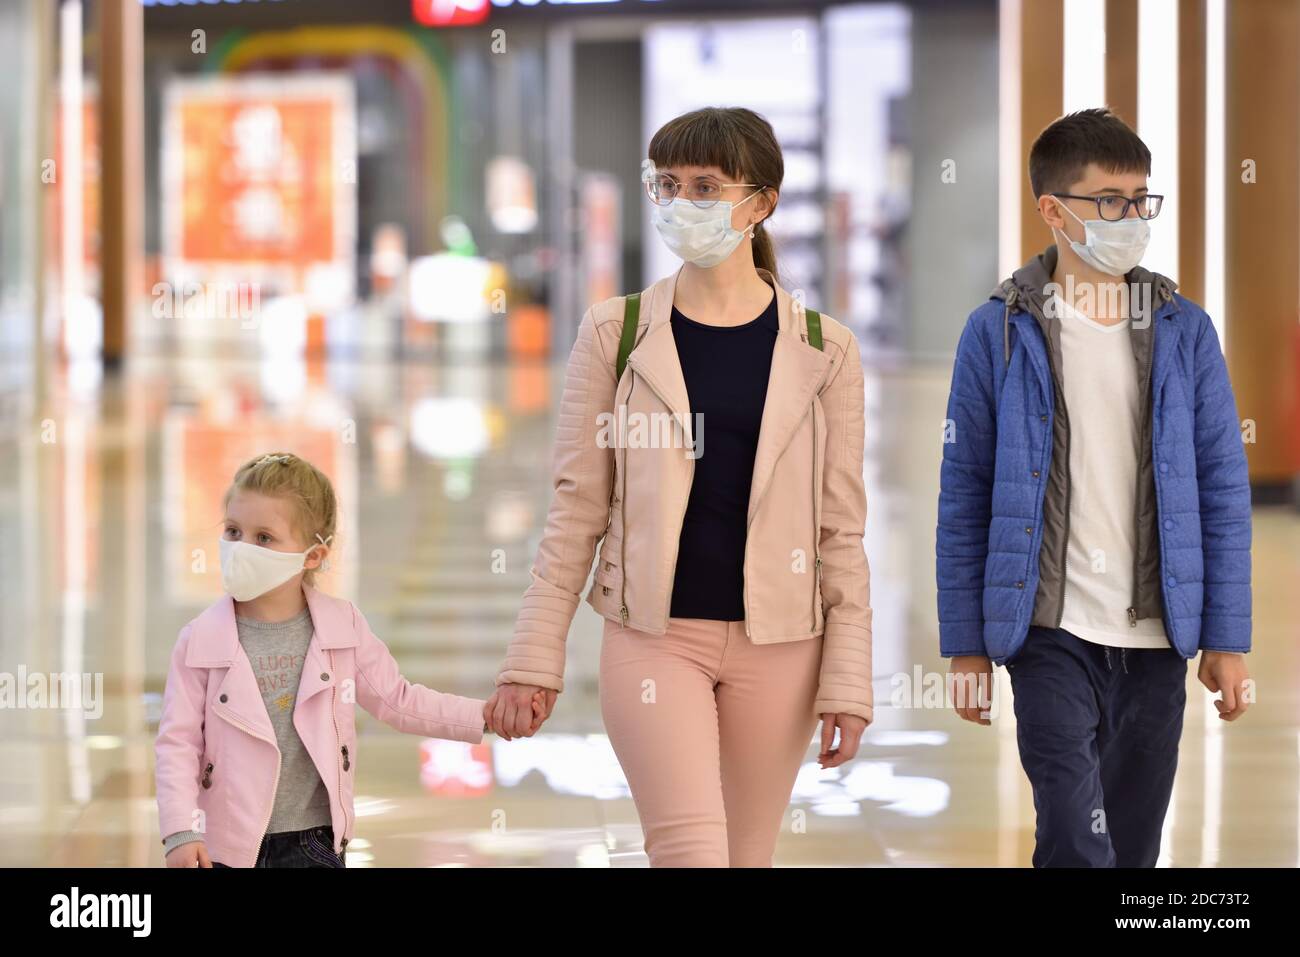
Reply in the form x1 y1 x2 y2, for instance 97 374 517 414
1054 198 1150 276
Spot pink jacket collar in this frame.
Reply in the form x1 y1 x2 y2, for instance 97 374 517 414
184 585 360 668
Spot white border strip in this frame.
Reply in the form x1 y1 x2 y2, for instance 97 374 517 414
998 0 1023 279
1204 0 1226 349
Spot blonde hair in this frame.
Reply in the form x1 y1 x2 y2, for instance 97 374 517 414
224 452 337 584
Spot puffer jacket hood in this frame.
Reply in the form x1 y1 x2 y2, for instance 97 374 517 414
989 243 1179 363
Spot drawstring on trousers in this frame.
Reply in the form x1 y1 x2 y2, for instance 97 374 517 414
1103 647 1131 673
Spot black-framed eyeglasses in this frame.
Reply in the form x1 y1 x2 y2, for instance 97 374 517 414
1052 192 1164 221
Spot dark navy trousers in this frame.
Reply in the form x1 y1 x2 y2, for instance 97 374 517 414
1007 626 1189 867
211 825 345 868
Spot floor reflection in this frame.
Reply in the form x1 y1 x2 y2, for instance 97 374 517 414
0 352 1296 867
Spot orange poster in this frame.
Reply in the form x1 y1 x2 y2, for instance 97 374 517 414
162 74 356 293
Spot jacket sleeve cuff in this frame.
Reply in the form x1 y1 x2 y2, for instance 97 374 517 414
442 694 488 744
813 695 873 724
939 621 988 658
815 620 873 724
158 807 201 842
497 575 579 693
162 830 205 854
1198 615 1251 654
496 669 565 693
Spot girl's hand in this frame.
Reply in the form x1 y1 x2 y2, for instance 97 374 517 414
533 689 558 728
528 691 548 732
165 842 212 868
485 684 556 740
818 713 869 769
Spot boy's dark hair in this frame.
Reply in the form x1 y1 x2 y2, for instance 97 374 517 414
1028 108 1152 197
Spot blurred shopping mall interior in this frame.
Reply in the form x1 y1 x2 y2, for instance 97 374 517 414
0 0 1296 866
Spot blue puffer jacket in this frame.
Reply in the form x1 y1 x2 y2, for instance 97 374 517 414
937 248 1252 663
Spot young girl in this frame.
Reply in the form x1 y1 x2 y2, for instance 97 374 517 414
156 451 542 868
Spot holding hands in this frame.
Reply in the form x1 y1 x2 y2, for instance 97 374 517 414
484 684 558 740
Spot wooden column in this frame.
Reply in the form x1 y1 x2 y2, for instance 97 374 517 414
1105 0 1139 128
1224 0 1300 488
98 0 144 369
1177 0 1206 305
1019 0 1064 262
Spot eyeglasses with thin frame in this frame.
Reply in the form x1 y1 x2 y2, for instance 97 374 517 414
1051 192 1164 222
645 173 762 209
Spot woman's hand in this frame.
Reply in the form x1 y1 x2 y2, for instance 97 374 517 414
484 684 557 740
165 842 211 868
817 713 869 769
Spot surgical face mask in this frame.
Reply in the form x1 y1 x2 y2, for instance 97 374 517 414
651 191 760 268
1053 198 1150 276
219 535 328 602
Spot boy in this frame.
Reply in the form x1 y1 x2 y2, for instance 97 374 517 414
937 108 1253 867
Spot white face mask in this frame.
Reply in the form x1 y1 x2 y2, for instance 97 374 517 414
219 535 328 602
652 192 760 268
1053 198 1150 276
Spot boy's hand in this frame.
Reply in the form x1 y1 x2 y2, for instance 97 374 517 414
165 842 212 868
1198 651 1252 721
949 655 995 726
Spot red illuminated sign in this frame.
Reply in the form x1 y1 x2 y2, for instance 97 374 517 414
412 0 490 27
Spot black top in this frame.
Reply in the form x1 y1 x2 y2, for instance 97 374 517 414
667 289 779 621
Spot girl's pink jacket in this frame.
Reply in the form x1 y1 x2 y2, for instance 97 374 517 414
155 585 486 867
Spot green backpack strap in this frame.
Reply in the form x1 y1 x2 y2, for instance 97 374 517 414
616 292 819 373
616 292 640 380
805 307 823 351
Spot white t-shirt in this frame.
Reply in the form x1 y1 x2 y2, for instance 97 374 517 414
1053 293 1170 649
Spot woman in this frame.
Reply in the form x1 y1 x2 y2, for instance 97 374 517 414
486 106 873 867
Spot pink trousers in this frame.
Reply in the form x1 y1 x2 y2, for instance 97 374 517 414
599 617 822 867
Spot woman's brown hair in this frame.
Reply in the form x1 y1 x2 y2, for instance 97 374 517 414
647 106 784 276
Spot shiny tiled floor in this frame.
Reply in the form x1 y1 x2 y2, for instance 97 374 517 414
0 350 1296 867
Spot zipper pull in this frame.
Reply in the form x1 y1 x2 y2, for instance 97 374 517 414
202 762 213 789
341 745 350 771
620 603 629 625
1127 607 1138 627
